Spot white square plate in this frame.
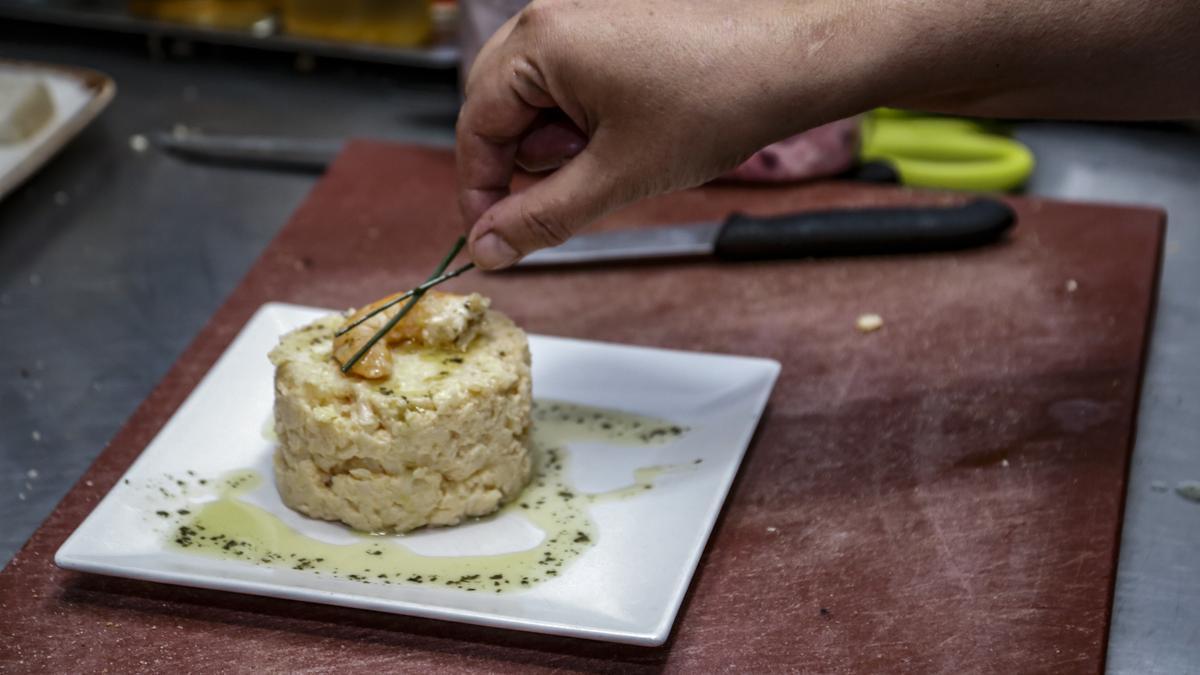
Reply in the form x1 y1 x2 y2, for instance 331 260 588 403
56 302 780 645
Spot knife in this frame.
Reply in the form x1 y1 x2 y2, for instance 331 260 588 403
516 198 1015 266
153 132 343 171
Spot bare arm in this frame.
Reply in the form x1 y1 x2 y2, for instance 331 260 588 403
456 0 1200 269
889 1 1200 119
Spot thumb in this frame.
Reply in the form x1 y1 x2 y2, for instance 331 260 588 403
467 148 621 269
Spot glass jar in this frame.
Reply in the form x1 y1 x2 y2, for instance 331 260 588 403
128 0 277 30
281 0 433 47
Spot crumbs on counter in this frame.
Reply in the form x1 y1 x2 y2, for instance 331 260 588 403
1176 480 1200 503
856 313 884 333
859 312 888 331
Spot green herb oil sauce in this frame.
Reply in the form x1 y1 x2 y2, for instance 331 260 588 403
164 400 690 593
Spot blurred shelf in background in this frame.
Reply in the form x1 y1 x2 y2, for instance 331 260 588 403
0 0 460 68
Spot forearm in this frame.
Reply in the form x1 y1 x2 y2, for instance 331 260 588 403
872 0 1200 119
721 0 1200 152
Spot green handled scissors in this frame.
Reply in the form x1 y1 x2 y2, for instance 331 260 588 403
860 108 1035 192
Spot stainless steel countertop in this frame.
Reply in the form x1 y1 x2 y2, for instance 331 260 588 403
0 24 1196 674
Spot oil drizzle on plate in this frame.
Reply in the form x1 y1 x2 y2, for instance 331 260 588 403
163 400 691 593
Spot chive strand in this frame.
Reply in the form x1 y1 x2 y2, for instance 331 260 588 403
338 239 474 373
335 236 466 337
334 262 475 338
340 292 424 373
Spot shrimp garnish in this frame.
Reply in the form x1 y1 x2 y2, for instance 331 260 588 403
332 291 485 379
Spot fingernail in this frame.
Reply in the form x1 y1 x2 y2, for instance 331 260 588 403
473 232 520 269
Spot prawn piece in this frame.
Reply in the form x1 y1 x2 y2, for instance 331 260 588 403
333 291 489 379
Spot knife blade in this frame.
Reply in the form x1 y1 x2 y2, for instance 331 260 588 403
517 198 1015 266
153 132 343 171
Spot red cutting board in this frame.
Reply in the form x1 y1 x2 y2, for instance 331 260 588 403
0 142 1163 673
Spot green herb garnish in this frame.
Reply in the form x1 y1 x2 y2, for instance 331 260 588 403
338 237 475 373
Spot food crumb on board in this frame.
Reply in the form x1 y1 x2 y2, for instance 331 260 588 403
855 313 884 333
1065 279 1079 293
1150 480 1169 493
26 468 38 479
1176 480 1200 503
128 134 149 153
766 526 778 534
1001 459 1010 468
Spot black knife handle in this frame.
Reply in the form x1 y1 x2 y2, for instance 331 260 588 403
713 198 1015 261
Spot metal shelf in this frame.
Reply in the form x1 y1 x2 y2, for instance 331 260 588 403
0 0 460 69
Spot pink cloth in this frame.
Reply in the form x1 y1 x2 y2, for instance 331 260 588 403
722 117 860 183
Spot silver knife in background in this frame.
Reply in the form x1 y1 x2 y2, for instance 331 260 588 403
153 132 343 171
517 199 1016 266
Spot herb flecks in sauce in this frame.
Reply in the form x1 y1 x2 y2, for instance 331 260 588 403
160 400 689 593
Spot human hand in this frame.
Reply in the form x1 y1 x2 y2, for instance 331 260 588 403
455 0 890 268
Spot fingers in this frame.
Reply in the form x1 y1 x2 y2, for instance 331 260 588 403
515 113 587 172
456 124 520 234
467 148 619 269
456 3 620 269
455 88 539 233
455 18 544 232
